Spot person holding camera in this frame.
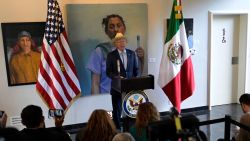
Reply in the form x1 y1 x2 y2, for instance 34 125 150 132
19 105 71 141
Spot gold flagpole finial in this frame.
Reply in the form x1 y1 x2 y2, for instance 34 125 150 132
175 0 182 19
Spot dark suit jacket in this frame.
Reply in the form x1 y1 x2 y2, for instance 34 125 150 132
106 49 139 80
18 127 71 141
0 127 19 141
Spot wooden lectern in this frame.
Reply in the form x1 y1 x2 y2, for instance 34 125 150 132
111 74 154 131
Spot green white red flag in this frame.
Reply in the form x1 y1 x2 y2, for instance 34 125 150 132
158 0 195 112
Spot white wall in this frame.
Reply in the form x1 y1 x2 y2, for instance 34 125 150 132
0 0 250 128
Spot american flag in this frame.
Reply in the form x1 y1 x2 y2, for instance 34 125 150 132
36 0 81 110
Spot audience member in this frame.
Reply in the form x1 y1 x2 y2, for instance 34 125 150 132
76 109 117 141
0 112 19 141
235 93 250 141
129 102 160 141
19 105 71 141
0 127 19 141
112 132 135 141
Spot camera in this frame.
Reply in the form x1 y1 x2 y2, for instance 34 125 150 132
0 111 5 118
48 109 64 118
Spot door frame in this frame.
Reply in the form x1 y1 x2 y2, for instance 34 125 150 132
208 11 249 110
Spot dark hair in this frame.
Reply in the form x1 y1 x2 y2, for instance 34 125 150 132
82 109 117 141
239 93 250 105
0 127 19 141
102 14 126 33
21 105 43 128
135 102 160 137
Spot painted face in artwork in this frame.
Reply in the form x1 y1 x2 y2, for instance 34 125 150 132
106 17 126 39
18 36 32 54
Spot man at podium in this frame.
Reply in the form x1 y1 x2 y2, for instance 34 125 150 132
106 33 139 129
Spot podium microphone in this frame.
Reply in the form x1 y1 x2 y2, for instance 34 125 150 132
117 59 120 75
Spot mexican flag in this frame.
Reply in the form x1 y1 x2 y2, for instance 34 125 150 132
158 0 195 112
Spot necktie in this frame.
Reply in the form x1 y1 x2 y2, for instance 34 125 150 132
121 52 126 69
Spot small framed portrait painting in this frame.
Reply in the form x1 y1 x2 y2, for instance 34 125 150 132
1 22 45 86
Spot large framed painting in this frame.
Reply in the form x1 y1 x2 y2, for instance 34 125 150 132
1 22 45 86
166 18 195 55
67 4 148 96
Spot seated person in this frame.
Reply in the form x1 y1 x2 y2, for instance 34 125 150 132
112 132 135 141
0 127 19 141
0 112 19 141
235 93 250 141
19 105 71 141
129 102 160 141
147 107 206 141
76 109 117 141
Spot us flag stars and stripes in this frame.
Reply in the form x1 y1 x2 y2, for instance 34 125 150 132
45 0 64 45
36 0 81 111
